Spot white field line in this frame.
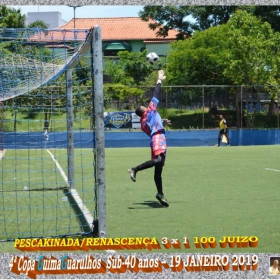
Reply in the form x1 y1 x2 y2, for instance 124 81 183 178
47 150 116 252
46 149 68 184
46 149 94 228
265 168 280 172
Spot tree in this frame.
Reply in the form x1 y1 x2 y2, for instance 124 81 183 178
165 23 234 111
27 20 48 29
139 6 240 38
139 6 194 39
117 50 155 85
165 9 280 126
139 5 280 39
165 23 231 86
253 6 280 32
262 32 280 124
0 6 25 28
189 6 238 31
223 10 273 85
103 51 155 109
223 10 280 125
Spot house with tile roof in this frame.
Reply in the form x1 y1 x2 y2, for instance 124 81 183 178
58 17 178 57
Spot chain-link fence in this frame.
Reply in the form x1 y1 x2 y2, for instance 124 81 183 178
105 85 280 129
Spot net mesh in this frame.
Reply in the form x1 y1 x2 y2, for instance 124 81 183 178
0 28 91 101
0 28 97 240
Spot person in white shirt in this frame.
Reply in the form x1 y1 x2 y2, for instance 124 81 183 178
269 259 279 274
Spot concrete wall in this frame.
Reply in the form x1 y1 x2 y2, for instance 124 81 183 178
26 12 67 28
1 129 280 149
145 43 171 56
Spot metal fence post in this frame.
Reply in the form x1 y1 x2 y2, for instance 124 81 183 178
93 25 107 238
66 69 74 190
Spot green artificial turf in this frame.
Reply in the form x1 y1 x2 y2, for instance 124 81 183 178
105 146 280 254
0 148 96 243
1 145 279 254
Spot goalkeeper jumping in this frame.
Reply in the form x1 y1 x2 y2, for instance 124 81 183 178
128 70 170 207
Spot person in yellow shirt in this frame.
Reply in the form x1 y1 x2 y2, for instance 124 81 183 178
215 115 230 146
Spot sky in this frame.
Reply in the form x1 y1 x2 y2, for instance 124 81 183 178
8 5 145 22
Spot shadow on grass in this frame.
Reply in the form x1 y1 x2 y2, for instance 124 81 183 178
128 200 164 209
63 189 92 234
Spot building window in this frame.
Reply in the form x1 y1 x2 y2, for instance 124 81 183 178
103 41 131 57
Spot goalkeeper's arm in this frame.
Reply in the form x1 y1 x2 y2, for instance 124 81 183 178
154 70 166 99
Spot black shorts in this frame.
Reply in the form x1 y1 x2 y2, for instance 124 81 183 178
219 129 228 134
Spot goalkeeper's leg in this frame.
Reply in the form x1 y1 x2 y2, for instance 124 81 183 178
154 163 169 207
128 154 164 182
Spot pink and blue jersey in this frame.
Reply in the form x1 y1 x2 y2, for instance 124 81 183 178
140 95 167 160
140 96 164 137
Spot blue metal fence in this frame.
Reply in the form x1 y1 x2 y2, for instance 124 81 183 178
1 129 280 149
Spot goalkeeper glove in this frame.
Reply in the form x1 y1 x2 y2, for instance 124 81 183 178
157 70 166 84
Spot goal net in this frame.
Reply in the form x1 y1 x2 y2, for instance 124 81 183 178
0 27 105 240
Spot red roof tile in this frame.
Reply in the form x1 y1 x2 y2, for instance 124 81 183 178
28 29 90 42
59 17 178 41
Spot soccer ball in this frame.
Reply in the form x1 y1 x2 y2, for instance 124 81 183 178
146 52 159 65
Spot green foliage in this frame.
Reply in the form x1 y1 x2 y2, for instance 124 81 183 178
139 5 237 38
103 51 156 106
222 10 280 123
104 51 159 86
73 59 91 86
27 20 48 29
177 89 195 107
140 70 158 86
104 83 144 110
164 9 280 117
166 109 207 129
189 6 237 30
0 42 12 56
0 6 25 28
263 77 280 101
139 6 194 39
2 106 280 131
223 10 277 86
104 58 134 85
249 112 279 128
139 5 280 38
0 40 53 63
254 6 280 32
166 24 231 85
157 107 168 119
116 50 154 85
3 109 92 132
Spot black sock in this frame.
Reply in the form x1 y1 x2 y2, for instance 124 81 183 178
154 165 163 195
